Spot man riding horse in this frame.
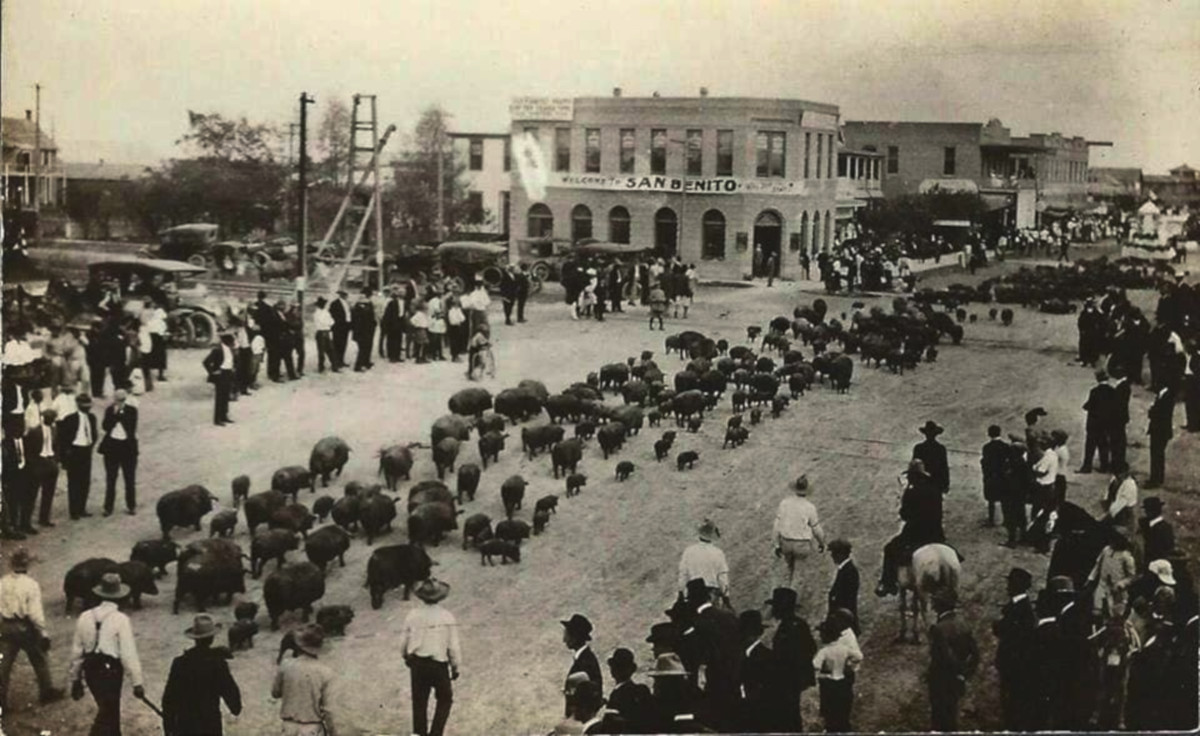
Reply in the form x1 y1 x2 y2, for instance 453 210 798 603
876 459 946 597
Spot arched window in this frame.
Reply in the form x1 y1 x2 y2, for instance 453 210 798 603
702 209 726 261
571 204 593 243
608 206 631 244
527 203 553 238
654 207 678 258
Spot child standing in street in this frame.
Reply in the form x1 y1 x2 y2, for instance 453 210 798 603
410 300 430 364
467 324 495 380
648 285 667 331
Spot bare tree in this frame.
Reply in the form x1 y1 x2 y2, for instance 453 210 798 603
316 98 352 187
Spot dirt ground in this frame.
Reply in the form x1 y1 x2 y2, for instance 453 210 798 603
4 250 1198 736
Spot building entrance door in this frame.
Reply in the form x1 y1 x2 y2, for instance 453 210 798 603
654 208 678 259
753 211 783 278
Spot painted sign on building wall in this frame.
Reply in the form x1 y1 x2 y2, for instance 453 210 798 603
509 97 574 121
548 172 820 196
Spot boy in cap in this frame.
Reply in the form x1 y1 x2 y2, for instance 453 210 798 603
68 572 145 735
400 579 461 736
0 548 63 714
161 614 242 735
562 614 602 716
271 623 338 736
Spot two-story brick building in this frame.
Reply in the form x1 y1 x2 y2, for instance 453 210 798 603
449 132 511 235
508 91 842 280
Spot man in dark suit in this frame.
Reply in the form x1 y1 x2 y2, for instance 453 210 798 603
381 287 406 363
2 415 30 539
1080 369 1115 473
737 610 773 734
928 591 980 731
161 615 242 736
1146 387 1175 488
605 647 652 734
562 614 602 717
992 567 1036 731
913 420 950 494
1140 496 1176 567
58 394 97 520
516 264 531 323
350 290 377 372
980 424 1009 526
827 539 860 631
499 266 519 326
685 578 741 732
25 408 60 528
329 289 351 369
203 333 236 426
766 586 816 732
98 389 138 515
1111 368 1132 468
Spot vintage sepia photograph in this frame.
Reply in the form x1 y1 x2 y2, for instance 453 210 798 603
0 0 1198 734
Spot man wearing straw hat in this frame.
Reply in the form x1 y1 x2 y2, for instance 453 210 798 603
400 578 461 736
678 519 730 605
67 571 145 735
912 420 950 495
772 475 826 590
0 548 63 716
161 614 242 736
271 623 338 736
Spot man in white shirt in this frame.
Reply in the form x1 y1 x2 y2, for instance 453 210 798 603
1030 439 1058 521
1102 460 1138 538
0 548 63 710
400 579 461 736
679 519 730 604
51 384 77 422
68 572 145 734
311 298 337 374
773 475 826 589
203 333 237 427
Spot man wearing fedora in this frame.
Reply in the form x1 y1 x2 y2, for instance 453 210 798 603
913 420 950 495
645 653 705 734
351 289 377 372
826 539 860 631
400 579 461 736
328 289 351 370
684 578 740 731
58 392 98 520
67 571 145 736
876 459 944 597
203 332 237 426
737 610 772 733
772 475 826 591
98 388 138 516
272 623 338 736
605 647 652 733
1140 496 1175 568
678 519 730 606
0 548 64 716
992 567 1036 732
26 407 60 529
561 614 603 717
1081 369 1116 473
765 586 816 732
1146 386 1176 488
161 614 242 736
927 590 979 732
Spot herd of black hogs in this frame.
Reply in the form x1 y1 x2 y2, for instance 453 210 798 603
59 292 991 658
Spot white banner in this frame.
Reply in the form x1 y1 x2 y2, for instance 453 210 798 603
545 172 816 196
509 97 574 121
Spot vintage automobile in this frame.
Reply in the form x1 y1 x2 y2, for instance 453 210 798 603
154 223 220 266
387 241 542 295
512 236 575 283
572 240 652 258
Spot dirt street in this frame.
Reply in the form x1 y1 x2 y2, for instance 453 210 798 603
4 257 1197 736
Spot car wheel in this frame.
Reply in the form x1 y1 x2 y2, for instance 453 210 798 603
531 262 551 282
529 275 544 296
252 252 271 268
187 254 208 268
190 312 218 347
167 312 196 348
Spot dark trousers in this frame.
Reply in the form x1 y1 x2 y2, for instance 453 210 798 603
293 338 305 376
332 327 350 368
316 331 336 371
818 678 853 732
929 677 963 732
409 656 453 736
384 327 404 362
101 445 136 512
353 335 373 370
1186 374 1200 430
82 657 124 736
88 361 107 398
611 292 622 313
770 684 803 733
65 448 93 517
502 299 515 325
516 295 527 321
213 371 232 424
236 347 253 394
30 456 58 525
268 341 297 381
0 619 55 707
1110 423 1128 467
1082 428 1110 472
1149 433 1169 486
2 472 26 532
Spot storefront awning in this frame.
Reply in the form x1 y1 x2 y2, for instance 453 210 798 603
918 178 979 195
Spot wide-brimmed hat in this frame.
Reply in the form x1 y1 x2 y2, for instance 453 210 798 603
560 613 594 640
1142 496 1165 514
414 578 450 604
906 459 930 477
1006 567 1033 590
663 596 691 622
1150 559 1177 586
607 647 637 672
646 653 687 678
93 572 130 600
793 475 810 493
1047 575 1076 595
645 622 679 645
738 610 765 636
184 614 222 640
697 519 720 542
918 420 944 436
765 587 798 612
8 547 31 572
294 624 325 655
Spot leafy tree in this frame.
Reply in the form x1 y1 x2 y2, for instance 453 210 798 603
315 98 352 187
388 106 485 243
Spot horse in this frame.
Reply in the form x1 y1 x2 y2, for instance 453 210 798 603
1043 501 1110 590
896 543 961 643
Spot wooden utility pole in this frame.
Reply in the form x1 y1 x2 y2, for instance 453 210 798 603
32 83 42 240
297 93 315 336
436 123 445 241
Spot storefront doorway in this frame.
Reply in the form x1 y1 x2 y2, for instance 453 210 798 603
753 211 782 277
654 208 677 259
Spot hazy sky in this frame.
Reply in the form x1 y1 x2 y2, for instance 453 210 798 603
4 0 1197 172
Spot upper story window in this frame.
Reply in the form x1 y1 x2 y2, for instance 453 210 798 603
716 130 733 176
837 155 848 178
503 137 511 172
943 146 956 176
619 129 636 173
585 129 601 173
756 131 786 178
686 129 703 176
468 138 484 171
650 129 667 175
554 128 571 172
887 146 899 175
804 133 811 178
827 134 834 181
815 135 823 179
